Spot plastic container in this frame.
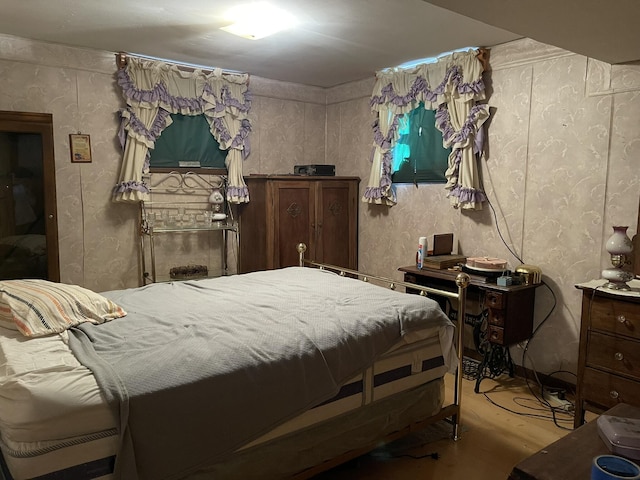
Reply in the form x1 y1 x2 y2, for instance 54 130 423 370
417 236 427 269
597 415 640 461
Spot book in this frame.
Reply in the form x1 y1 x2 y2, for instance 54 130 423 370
421 254 467 270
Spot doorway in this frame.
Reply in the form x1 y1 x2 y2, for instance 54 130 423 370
0 111 59 281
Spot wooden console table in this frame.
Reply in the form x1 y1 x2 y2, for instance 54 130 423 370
509 403 640 479
399 266 539 392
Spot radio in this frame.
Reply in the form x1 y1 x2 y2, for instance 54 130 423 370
293 164 335 176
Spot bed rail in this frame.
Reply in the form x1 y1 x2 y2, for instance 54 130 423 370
297 243 469 441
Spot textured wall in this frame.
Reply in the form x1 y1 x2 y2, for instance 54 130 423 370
0 34 329 292
0 33 638 378
0 35 139 291
329 38 640 378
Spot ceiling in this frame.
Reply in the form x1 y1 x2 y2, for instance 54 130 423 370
0 0 637 88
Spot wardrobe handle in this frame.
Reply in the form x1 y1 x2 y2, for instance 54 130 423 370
615 352 624 361
610 390 619 399
617 315 627 323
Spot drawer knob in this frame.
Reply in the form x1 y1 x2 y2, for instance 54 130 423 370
617 315 627 324
610 390 619 399
615 352 624 361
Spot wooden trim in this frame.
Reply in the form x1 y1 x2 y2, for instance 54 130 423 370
0 110 60 282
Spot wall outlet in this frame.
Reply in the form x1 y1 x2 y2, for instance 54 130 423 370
543 390 573 411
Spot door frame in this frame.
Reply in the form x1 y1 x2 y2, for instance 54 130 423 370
0 111 60 281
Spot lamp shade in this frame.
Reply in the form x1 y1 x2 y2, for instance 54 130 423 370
606 226 633 255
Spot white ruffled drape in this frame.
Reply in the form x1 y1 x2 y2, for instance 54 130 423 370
114 57 252 204
365 50 489 210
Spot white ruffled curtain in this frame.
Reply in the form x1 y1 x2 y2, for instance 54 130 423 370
365 50 489 210
113 57 252 204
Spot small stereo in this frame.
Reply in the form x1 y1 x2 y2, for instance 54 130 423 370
294 164 335 176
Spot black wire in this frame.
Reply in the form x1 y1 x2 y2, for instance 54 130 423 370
522 280 557 397
396 452 440 460
481 187 570 428
485 193 523 265
482 392 573 424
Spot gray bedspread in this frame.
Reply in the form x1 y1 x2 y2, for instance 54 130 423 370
68 267 453 480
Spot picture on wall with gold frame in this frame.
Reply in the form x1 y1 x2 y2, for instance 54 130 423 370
69 133 92 163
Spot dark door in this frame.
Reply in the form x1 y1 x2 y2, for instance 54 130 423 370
316 180 358 270
0 111 59 281
272 181 314 269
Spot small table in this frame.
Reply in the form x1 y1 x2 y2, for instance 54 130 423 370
509 403 640 480
399 266 539 392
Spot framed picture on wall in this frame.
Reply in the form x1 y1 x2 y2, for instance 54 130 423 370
69 133 92 163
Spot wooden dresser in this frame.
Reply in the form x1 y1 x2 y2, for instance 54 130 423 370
574 280 640 428
238 175 359 273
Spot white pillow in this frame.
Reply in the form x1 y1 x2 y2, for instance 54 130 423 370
0 279 126 337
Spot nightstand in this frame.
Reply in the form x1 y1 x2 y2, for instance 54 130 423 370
399 266 538 392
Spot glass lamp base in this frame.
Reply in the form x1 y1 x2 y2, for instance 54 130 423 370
602 268 634 290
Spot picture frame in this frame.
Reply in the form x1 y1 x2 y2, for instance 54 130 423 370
69 133 92 163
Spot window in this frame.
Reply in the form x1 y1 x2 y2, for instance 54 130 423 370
149 114 227 170
391 104 450 184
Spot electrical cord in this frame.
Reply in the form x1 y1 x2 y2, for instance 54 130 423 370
485 193 524 265
482 392 574 424
396 452 440 460
481 186 573 428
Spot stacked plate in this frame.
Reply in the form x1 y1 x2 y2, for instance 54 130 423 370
462 257 509 278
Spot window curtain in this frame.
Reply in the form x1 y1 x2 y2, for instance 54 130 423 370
365 50 489 209
113 57 252 204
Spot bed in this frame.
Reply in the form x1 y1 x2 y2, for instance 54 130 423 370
0 244 469 480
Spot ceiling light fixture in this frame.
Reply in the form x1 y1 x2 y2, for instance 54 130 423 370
220 2 298 40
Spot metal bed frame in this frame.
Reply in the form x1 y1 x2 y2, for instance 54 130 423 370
296 242 470 475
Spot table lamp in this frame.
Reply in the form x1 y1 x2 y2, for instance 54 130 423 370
601 226 634 290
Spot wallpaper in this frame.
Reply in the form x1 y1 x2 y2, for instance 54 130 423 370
0 33 638 378
328 38 640 376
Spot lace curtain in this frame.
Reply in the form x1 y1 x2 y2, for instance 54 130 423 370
113 57 252 204
365 50 489 210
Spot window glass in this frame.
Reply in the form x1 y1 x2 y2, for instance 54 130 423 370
150 114 227 169
391 104 450 184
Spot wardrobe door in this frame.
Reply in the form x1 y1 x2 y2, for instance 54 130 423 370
271 180 314 269
315 179 358 270
0 111 59 281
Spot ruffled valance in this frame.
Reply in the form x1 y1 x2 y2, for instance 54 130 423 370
364 50 489 209
113 57 252 204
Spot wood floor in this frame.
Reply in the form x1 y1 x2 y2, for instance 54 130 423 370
313 373 587 479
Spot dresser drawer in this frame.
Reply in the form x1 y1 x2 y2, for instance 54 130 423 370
582 367 640 410
587 331 640 381
488 309 505 327
590 296 640 340
485 291 504 309
488 325 504 345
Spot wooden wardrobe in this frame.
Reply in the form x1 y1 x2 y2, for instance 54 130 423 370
238 175 359 273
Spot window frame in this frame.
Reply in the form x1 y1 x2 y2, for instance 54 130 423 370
149 113 228 174
391 104 450 185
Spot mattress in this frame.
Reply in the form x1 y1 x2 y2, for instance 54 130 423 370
0 323 450 480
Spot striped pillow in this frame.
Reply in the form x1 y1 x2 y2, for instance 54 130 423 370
0 279 126 337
